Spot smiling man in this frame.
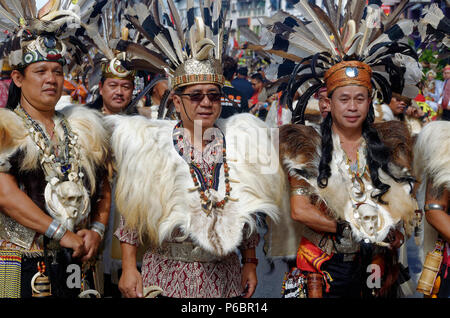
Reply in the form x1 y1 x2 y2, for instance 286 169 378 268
278 60 417 298
106 4 285 298
110 55 283 299
0 18 111 297
87 60 136 115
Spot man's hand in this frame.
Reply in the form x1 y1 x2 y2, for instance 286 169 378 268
119 268 143 298
386 228 404 250
59 231 86 259
406 106 425 119
76 229 102 262
241 263 258 298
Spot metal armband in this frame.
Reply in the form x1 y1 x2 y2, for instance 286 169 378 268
424 203 446 213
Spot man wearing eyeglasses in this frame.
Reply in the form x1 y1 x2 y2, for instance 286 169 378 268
173 84 222 133
107 41 285 298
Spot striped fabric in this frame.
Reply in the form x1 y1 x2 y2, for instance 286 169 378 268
0 250 22 298
296 237 333 292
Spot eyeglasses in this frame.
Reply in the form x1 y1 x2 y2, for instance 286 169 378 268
178 92 222 103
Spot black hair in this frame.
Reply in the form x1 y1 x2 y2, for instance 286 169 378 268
222 55 238 82
317 101 410 204
5 67 25 110
237 67 248 77
250 72 263 83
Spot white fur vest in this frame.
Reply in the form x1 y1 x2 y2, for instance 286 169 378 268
0 105 110 194
413 120 450 254
106 113 286 257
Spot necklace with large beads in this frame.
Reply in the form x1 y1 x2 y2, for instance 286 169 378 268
173 122 235 216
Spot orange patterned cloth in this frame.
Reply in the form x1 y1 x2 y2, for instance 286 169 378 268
296 237 333 292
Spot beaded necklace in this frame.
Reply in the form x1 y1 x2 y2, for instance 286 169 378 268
173 121 235 216
342 144 370 204
14 105 80 180
14 105 90 232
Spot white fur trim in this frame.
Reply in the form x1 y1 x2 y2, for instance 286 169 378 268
413 120 450 192
107 113 286 256
0 106 109 194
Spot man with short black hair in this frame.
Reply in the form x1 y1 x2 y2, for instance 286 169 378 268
232 67 253 101
249 73 268 118
220 56 249 118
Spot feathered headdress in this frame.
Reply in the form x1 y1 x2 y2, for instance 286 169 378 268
256 0 440 124
0 0 105 70
66 0 138 81
121 0 227 90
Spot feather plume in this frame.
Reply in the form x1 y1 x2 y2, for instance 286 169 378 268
239 26 260 45
277 10 313 38
262 12 328 56
140 12 180 66
0 18 14 31
186 0 195 57
212 0 222 60
157 0 184 62
351 0 366 33
5 0 25 19
24 0 36 18
116 39 169 71
247 44 303 63
38 0 59 19
382 0 410 34
0 4 20 27
420 3 449 32
83 21 115 60
0 0 15 15
264 11 316 43
310 3 344 57
152 0 161 27
167 0 185 48
367 19 414 53
200 0 212 40
124 58 163 74
370 0 409 44
322 0 337 25
163 12 184 63
336 0 343 30
342 19 356 51
296 0 339 59
357 4 381 57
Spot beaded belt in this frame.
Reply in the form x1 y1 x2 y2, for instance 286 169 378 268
153 242 224 263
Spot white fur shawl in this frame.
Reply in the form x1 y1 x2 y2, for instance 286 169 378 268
106 113 287 257
0 106 110 194
413 121 450 255
413 120 450 193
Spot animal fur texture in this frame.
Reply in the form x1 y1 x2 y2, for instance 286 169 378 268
413 120 450 195
106 113 287 257
0 106 110 194
272 121 416 255
413 121 450 255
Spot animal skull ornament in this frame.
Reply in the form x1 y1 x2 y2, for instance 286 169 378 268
45 180 90 231
356 203 379 238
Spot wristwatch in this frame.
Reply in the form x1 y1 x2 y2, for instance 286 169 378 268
241 257 258 266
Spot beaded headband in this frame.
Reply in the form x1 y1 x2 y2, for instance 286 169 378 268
15 33 66 69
